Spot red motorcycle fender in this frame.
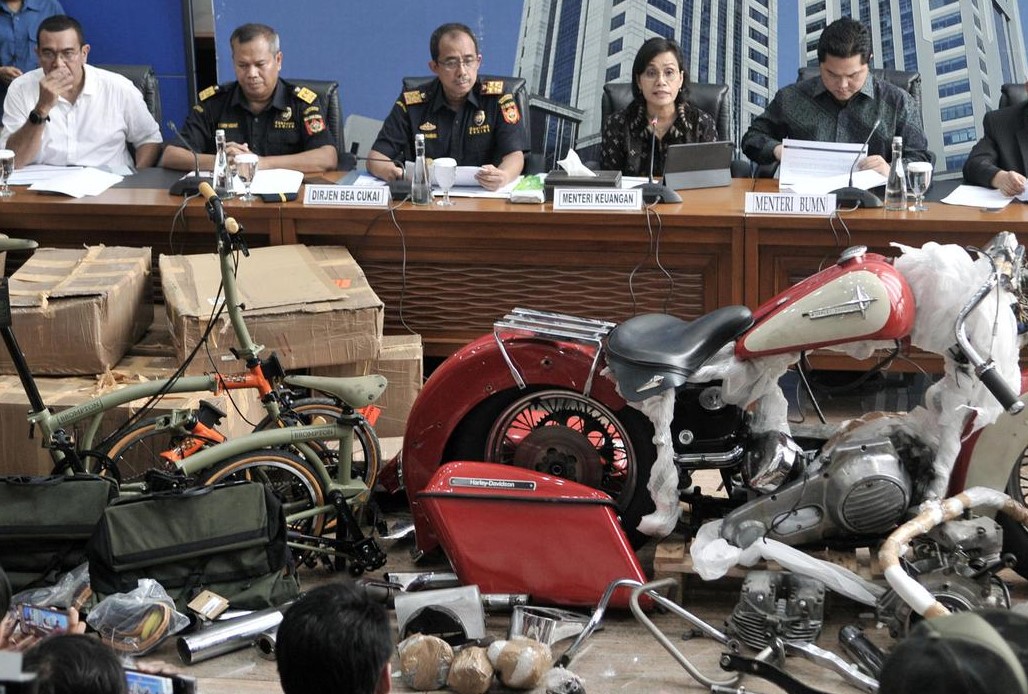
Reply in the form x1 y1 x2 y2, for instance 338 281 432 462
400 332 628 553
949 371 1028 495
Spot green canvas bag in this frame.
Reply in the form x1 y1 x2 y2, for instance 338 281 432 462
86 480 299 611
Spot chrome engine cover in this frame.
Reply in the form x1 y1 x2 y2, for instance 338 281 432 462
721 436 912 548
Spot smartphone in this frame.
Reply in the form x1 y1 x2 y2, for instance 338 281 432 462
124 669 197 694
17 604 69 637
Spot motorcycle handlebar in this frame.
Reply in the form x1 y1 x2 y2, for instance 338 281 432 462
977 362 1024 415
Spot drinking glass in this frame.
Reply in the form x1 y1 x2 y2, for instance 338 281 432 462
235 153 259 202
434 157 457 207
907 161 933 212
0 149 15 198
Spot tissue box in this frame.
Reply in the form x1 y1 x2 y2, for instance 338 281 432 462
543 170 623 201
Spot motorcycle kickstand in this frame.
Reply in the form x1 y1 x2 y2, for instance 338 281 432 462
328 490 387 575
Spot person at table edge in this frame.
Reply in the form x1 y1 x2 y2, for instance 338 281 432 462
365 22 528 192
0 14 161 170
161 22 337 175
741 16 932 177
962 82 1028 197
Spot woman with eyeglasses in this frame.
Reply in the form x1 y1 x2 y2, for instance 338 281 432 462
601 37 717 176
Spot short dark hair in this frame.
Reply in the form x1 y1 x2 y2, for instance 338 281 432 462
429 23 478 62
37 15 84 45
230 23 280 54
817 17 872 64
22 634 127 694
277 582 392 694
631 36 689 105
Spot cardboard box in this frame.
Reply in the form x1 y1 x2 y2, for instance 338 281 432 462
0 354 266 476
160 245 383 374
311 334 423 439
0 246 152 375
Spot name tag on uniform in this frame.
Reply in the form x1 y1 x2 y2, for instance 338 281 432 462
303 185 389 207
745 192 836 216
553 187 641 211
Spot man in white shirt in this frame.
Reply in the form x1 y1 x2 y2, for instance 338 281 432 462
0 14 161 171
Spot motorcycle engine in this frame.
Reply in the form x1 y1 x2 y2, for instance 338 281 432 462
721 435 917 548
876 515 1011 637
726 570 825 650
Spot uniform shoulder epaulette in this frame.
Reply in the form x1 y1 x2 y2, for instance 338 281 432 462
198 85 219 102
480 80 505 96
294 86 318 104
403 89 425 106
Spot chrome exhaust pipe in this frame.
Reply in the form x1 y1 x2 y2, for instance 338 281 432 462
176 603 292 665
255 626 278 661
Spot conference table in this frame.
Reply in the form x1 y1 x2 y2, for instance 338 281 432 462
1 173 1024 366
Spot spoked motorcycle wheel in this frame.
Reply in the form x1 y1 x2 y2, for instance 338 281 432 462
449 388 656 547
999 447 1028 580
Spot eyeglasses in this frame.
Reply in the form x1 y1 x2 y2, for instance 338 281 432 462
437 55 480 71
641 67 681 81
39 47 81 63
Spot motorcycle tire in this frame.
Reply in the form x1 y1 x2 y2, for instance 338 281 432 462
998 452 1028 580
446 386 657 549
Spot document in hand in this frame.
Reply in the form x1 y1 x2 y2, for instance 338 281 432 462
779 138 886 195
27 167 123 198
403 161 481 187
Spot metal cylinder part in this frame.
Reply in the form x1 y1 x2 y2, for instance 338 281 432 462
255 626 278 661
176 604 290 665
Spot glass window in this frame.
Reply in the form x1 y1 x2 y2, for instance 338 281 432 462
938 79 970 98
937 56 967 75
749 68 768 88
945 153 968 171
608 37 623 56
942 126 977 146
645 15 674 38
806 1 826 14
931 12 961 31
605 64 621 82
933 34 964 53
749 47 768 67
610 12 625 30
940 102 973 121
647 0 675 16
749 27 768 47
749 90 768 108
928 0 956 8
750 7 768 26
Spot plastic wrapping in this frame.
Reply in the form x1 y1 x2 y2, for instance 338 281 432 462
10 562 91 612
86 579 189 655
626 388 679 536
397 633 452 690
447 646 494 694
488 636 553 690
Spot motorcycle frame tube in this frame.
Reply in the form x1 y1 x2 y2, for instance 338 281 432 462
400 332 627 554
950 373 1028 494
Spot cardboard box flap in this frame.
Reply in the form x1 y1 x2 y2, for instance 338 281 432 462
9 246 151 308
163 245 344 318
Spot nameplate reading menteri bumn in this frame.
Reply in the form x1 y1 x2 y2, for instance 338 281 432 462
745 192 836 216
553 187 642 211
303 184 389 207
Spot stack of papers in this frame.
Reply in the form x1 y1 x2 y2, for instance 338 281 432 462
941 184 1026 209
779 138 887 194
230 168 303 195
26 167 123 197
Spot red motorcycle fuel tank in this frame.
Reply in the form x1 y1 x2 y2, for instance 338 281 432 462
418 461 647 607
736 247 915 359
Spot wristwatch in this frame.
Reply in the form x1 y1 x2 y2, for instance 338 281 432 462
28 109 48 125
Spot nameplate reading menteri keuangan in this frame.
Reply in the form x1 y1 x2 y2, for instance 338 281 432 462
553 187 642 211
303 184 389 207
745 192 836 216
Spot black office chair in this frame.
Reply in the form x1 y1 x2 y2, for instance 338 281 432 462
97 64 162 125
999 83 1028 108
400 75 539 173
796 66 923 126
290 78 345 164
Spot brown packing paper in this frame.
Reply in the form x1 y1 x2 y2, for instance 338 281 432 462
447 646 494 694
396 633 452 691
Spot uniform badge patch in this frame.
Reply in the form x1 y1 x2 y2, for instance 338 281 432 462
304 114 325 135
280 106 292 122
473 110 486 127
501 101 521 125
198 85 218 101
419 122 437 132
295 86 317 104
404 90 425 106
481 80 504 95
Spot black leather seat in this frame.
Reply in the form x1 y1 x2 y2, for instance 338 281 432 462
600 81 733 143
999 83 1027 108
401 75 538 172
97 64 162 125
291 78 344 164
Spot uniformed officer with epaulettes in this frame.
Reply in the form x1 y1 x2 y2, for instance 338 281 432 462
162 23 337 175
367 22 528 192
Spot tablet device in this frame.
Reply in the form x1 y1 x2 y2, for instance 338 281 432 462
662 140 734 190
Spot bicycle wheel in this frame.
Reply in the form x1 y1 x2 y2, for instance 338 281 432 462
99 417 216 483
199 448 327 542
255 397 382 492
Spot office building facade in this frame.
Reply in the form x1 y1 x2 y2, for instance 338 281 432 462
515 0 779 155
801 0 1027 175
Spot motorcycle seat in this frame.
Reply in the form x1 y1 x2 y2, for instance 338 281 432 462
605 307 753 400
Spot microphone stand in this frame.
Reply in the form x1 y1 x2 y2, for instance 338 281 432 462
636 117 681 204
167 121 213 196
829 118 883 208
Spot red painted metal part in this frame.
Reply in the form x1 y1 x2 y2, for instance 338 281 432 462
398 331 626 554
418 461 647 607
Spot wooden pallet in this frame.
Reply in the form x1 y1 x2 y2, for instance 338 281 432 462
653 536 883 604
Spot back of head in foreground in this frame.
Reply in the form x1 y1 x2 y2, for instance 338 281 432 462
22 634 127 694
277 581 393 694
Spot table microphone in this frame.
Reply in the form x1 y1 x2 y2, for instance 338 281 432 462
829 118 883 208
167 121 213 196
636 117 681 204
347 150 411 200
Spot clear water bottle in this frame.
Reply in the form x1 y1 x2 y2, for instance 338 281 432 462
411 133 431 205
884 136 906 211
213 128 229 195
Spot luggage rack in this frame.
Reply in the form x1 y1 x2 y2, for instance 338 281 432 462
493 308 616 396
